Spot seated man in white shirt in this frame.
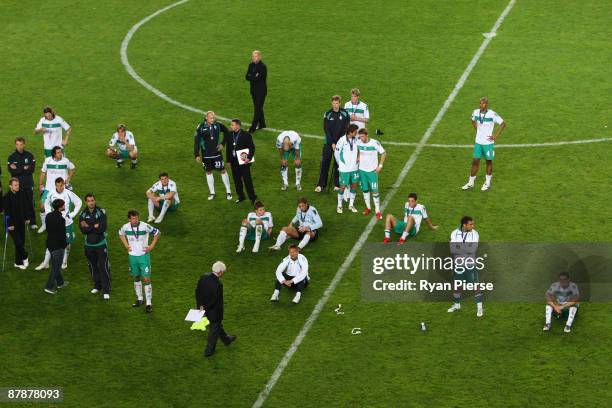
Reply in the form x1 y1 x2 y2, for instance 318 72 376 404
270 245 309 304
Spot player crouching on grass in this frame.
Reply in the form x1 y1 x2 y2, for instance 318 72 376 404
276 130 303 191
357 127 386 219
236 201 273 253
118 210 160 313
106 124 138 169
383 193 437 244
544 272 579 333
270 245 309 304
335 124 360 213
146 172 180 224
269 197 323 252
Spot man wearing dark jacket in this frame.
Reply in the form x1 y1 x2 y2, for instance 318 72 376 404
245 50 267 133
79 193 111 299
221 119 257 204
316 95 350 192
7 137 36 227
44 199 68 294
3 178 30 269
195 261 236 357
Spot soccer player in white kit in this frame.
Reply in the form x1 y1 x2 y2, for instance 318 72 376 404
236 201 273 253
276 130 302 191
146 172 180 224
543 272 580 333
269 197 323 251
357 128 386 219
35 177 82 270
344 88 370 130
334 124 360 213
34 106 72 158
448 216 483 317
38 146 76 232
462 97 506 191
107 124 139 168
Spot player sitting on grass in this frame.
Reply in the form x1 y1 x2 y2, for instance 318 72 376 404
357 127 386 219
276 130 302 191
118 210 160 314
270 244 310 304
107 124 138 169
269 197 323 252
334 124 360 213
146 172 180 224
383 192 437 244
38 146 75 233
36 177 82 271
544 272 579 333
236 201 273 253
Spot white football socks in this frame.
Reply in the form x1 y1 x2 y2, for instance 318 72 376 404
567 306 577 326
275 231 288 247
221 172 231 193
144 283 152 306
337 191 343 208
159 200 170 218
373 193 381 212
545 305 553 324
281 167 288 185
298 233 311 249
485 174 492 184
238 225 247 246
363 192 371 209
349 189 356 207
206 173 215 195
147 199 155 219
134 281 143 301
295 167 302 185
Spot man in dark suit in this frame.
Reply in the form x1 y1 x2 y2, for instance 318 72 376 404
245 50 267 133
3 178 30 269
221 119 257 204
43 199 68 294
7 137 36 227
195 261 236 357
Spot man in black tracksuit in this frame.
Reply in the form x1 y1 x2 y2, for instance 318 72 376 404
316 95 350 191
221 119 257 204
195 261 236 357
193 111 233 200
7 137 36 226
78 193 111 298
3 178 29 268
245 50 267 133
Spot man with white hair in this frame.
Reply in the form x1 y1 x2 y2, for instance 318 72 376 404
195 261 237 357
270 245 309 304
275 130 302 191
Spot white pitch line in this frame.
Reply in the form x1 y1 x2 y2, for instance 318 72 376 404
252 0 517 406
120 0 609 151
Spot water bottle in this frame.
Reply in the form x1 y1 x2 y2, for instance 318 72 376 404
420 322 427 332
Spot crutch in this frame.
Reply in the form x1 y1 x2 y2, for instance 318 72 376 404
2 216 8 273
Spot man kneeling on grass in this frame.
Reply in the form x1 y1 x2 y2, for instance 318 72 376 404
271 245 309 304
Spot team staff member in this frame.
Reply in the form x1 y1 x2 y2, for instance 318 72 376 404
7 137 36 227
3 178 30 269
245 50 267 133
43 199 69 295
193 111 233 200
79 194 111 300
195 261 237 357
316 95 350 192
221 119 257 204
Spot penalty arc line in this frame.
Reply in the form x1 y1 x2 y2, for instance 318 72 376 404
119 0 610 150
251 0 517 407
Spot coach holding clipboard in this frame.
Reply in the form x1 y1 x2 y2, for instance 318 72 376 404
222 119 258 204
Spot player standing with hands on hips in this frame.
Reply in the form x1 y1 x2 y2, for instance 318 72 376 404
462 97 506 191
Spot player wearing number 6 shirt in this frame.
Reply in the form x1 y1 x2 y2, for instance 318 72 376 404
118 210 161 313
448 215 483 317
146 172 180 224
34 106 72 158
462 97 506 191
357 128 386 219
269 197 323 252
194 111 232 200
276 130 303 191
270 245 310 304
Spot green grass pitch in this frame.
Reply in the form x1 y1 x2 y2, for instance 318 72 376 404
0 0 610 407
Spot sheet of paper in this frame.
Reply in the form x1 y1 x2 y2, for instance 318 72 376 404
185 309 205 322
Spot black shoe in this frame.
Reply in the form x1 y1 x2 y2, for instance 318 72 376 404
132 299 143 308
248 127 256 133
223 335 237 346
375 128 384 136
145 305 153 313
235 198 245 204
116 161 123 168
130 162 137 169
204 349 215 357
